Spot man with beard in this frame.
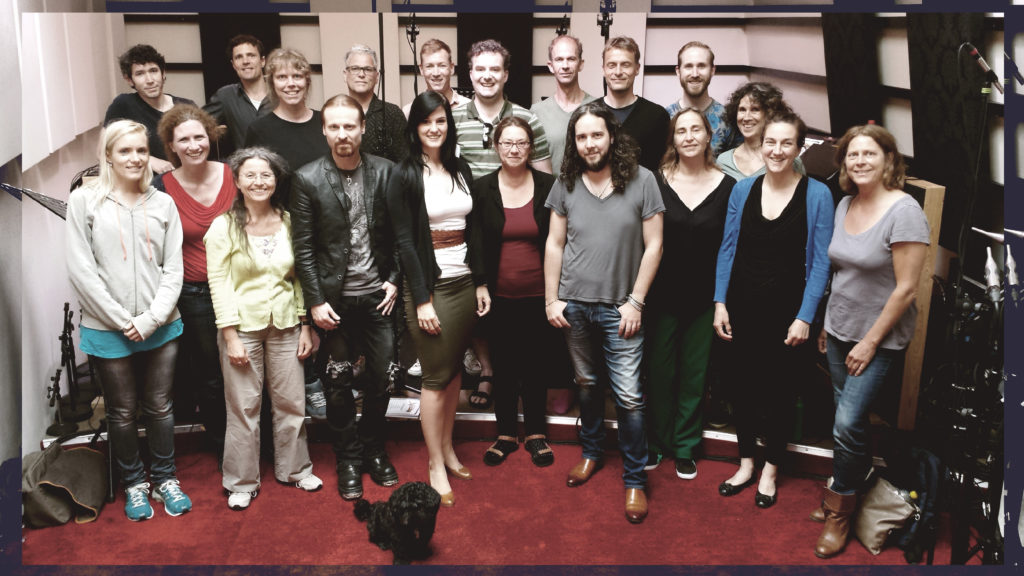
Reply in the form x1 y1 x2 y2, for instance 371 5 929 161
402 39 470 117
290 94 401 500
665 41 739 157
453 38 553 179
600 36 669 173
204 34 272 155
531 34 598 173
344 44 409 162
544 103 664 524
104 44 195 174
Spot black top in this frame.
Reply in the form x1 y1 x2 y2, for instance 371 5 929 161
203 83 273 152
244 110 330 174
362 96 409 163
472 167 557 294
601 96 670 173
731 175 809 314
386 158 485 306
647 171 735 318
103 92 196 160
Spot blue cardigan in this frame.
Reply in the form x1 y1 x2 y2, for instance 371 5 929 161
713 175 834 324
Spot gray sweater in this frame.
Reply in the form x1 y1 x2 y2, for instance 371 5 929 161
66 184 183 339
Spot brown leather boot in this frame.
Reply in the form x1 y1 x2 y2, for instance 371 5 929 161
814 487 857 558
809 477 832 522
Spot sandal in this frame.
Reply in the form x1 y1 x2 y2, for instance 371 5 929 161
524 434 554 467
469 377 494 410
484 435 518 466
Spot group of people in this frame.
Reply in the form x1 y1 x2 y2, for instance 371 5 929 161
66 30 929 558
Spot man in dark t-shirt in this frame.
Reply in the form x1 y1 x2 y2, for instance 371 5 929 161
598 36 669 173
203 34 273 156
103 44 195 175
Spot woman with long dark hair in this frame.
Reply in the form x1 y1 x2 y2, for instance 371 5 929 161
474 115 564 467
644 108 735 479
155 104 234 460
813 125 928 558
205 147 321 511
66 120 192 521
386 91 490 506
713 111 833 508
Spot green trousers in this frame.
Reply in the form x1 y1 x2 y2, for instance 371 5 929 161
645 306 714 460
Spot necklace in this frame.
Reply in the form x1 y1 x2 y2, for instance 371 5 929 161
584 173 613 199
339 160 362 186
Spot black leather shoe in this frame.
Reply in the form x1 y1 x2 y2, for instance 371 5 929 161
718 477 755 497
364 453 399 487
755 488 777 508
336 462 363 500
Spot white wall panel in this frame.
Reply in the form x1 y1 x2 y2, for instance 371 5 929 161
319 12 402 106
66 14 117 135
991 116 1004 186
0 1 21 166
879 25 911 90
880 97 914 158
644 26 749 67
746 23 826 77
281 21 322 64
164 70 206 106
124 22 202 64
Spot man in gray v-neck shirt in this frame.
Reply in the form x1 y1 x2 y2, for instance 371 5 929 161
544 102 664 524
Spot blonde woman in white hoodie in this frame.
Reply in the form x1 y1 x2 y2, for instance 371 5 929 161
66 119 192 522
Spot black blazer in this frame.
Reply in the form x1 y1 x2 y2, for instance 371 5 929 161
386 157 485 306
473 167 556 294
290 152 399 308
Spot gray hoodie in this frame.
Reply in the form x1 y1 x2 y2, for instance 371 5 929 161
66 184 183 340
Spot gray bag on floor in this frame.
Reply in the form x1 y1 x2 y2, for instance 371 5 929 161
22 440 108 528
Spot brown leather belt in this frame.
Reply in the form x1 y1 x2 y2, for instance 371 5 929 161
431 229 465 249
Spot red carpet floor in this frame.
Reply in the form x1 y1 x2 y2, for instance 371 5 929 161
22 438 958 566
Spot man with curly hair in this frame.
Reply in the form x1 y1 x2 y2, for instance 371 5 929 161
544 103 664 524
104 44 195 174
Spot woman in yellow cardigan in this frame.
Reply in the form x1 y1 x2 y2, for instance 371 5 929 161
205 146 321 511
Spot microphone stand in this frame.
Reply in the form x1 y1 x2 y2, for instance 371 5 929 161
597 1 614 96
406 13 420 95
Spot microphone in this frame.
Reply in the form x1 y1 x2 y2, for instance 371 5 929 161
966 42 1004 95
1006 245 1020 306
984 246 1002 304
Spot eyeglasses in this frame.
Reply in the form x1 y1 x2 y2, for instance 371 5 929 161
346 66 377 76
497 140 530 152
481 122 494 148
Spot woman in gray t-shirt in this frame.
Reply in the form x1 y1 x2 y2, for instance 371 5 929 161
813 125 930 559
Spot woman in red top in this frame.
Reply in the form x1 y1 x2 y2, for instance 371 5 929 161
156 104 235 460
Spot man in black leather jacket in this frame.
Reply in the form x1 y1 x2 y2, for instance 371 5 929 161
290 94 400 501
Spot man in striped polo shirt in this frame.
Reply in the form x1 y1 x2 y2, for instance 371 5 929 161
452 39 553 179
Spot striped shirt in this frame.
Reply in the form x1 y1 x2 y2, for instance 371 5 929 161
452 99 552 180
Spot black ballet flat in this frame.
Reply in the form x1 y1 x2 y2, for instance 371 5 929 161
755 488 778 508
718 477 756 497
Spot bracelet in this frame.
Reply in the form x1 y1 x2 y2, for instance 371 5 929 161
545 299 559 307
627 294 645 311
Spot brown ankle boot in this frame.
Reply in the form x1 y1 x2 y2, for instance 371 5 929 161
814 487 857 558
809 477 833 522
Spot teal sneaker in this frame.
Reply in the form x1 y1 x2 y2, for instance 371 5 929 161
152 479 193 516
124 482 154 521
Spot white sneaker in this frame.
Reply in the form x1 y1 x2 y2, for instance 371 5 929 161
407 359 422 377
227 489 258 510
463 349 482 376
295 474 323 492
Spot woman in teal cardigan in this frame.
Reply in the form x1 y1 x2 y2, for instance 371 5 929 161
712 111 834 508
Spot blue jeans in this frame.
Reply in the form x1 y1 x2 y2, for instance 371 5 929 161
175 281 225 453
562 300 647 489
92 339 179 487
318 289 395 465
826 335 901 494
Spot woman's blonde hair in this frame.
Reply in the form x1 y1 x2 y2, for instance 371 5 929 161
96 120 153 195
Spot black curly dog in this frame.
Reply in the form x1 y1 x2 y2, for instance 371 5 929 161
353 481 441 564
